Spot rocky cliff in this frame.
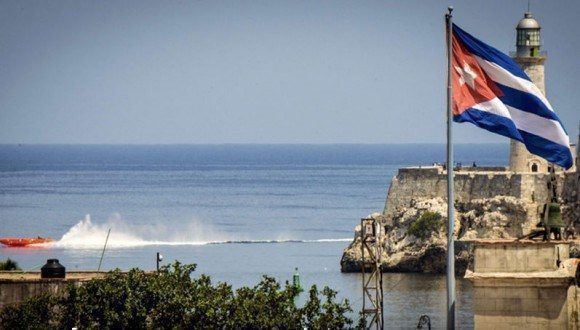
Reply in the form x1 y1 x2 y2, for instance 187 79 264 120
340 166 579 274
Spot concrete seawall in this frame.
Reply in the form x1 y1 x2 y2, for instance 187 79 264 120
0 271 106 309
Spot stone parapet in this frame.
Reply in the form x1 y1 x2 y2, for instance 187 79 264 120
465 240 579 329
467 240 569 273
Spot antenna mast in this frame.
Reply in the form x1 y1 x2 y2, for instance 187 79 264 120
527 0 530 12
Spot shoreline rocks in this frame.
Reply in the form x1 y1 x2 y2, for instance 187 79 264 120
341 195 564 274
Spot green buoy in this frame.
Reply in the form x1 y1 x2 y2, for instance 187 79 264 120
293 267 303 293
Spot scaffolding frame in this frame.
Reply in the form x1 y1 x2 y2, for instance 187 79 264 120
361 217 384 330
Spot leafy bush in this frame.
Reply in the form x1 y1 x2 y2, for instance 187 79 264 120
0 259 20 270
0 293 57 329
407 211 444 240
0 261 353 329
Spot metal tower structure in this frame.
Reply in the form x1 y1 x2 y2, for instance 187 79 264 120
361 216 384 330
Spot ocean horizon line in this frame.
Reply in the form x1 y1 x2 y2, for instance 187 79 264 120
0 142 507 146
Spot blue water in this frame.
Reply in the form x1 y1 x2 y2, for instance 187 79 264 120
0 144 508 328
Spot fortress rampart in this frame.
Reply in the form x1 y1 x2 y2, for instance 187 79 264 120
383 166 572 227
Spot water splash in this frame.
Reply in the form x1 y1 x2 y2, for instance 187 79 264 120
55 214 147 248
52 214 350 249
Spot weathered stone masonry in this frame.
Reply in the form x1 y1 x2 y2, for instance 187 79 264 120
340 165 579 274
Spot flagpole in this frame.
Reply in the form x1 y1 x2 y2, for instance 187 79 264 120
445 6 455 330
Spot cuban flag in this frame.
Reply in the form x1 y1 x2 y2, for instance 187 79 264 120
451 24 573 169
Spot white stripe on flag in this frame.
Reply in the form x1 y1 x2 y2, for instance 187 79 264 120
471 98 570 147
470 97 512 118
505 104 570 147
474 56 554 112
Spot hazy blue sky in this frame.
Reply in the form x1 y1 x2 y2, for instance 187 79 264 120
1 0 578 144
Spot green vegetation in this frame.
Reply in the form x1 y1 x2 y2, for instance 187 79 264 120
406 211 444 240
0 261 353 329
0 258 20 271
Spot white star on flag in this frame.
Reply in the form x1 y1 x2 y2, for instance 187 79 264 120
454 62 477 89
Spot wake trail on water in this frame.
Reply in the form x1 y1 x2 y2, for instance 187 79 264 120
52 215 351 249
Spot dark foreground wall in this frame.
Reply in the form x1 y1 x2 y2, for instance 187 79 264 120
0 271 105 309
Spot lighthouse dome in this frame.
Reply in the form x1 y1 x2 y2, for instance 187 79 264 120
517 12 540 29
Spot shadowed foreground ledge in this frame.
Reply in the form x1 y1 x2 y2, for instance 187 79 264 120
464 240 580 329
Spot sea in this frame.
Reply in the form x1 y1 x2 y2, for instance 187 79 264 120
0 144 508 328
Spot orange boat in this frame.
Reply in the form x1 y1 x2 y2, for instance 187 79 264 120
0 237 54 247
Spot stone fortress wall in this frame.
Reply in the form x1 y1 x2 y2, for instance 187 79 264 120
383 165 577 228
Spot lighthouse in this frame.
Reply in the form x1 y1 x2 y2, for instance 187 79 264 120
508 11 550 173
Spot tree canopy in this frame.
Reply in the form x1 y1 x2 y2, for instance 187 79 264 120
0 261 354 329
0 259 20 271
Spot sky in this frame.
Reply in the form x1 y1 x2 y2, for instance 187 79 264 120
0 0 578 144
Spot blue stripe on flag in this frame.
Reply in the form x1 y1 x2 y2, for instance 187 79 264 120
519 130 574 169
455 108 573 169
496 84 565 127
452 24 530 82
454 108 522 142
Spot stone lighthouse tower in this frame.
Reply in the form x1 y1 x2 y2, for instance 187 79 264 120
508 11 549 173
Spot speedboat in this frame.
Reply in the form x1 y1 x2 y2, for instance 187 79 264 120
0 237 54 247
